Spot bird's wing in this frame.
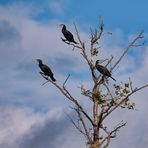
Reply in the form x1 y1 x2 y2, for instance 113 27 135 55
97 65 111 77
104 67 111 77
96 65 105 74
66 30 73 36
65 30 74 39
42 64 53 75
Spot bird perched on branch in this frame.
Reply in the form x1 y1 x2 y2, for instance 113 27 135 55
36 59 56 82
59 24 78 44
95 60 116 81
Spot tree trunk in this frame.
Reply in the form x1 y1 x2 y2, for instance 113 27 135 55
91 84 101 148
91 140 101 148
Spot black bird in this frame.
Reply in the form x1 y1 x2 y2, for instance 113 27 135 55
36 59 56 82
59 24 78 44
95 60 116 81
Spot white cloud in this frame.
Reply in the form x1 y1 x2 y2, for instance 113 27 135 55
0 105 63 148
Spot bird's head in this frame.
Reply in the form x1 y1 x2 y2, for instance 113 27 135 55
59 24 66 29
36 59 43 64
95 59 107 65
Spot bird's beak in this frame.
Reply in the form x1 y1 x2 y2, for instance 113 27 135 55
35 59 39 63
57 24 61 28
58 24 63 29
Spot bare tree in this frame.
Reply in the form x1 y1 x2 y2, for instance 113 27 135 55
39 20 148 148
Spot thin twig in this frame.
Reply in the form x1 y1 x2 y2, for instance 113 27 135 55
64 111 86 136
111 31 144 71
101 121 126 147
132 40 146 47
102 84 148 120
63 74 70 88
78 84 93 101
74 23 98 83
75 107 92 143
42 80 49 86
129 77 133 91
104 83 114 100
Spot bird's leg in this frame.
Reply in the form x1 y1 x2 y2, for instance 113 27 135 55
61 37 67 42
101 75 105 82
39 71 44 75
61 37 71 44
102 75 109 84
39 72 50 86
39 72 48 79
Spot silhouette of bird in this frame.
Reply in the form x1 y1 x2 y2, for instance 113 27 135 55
95 60 116 81
59 24 78 44
36 59 56 82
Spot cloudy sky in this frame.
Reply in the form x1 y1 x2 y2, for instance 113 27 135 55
0 0 148 148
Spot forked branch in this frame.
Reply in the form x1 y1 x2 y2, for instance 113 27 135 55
100 121 126 147
40 73 94 127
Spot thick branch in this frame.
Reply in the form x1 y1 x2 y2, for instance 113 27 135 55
40 73 94 126
74 23 98 83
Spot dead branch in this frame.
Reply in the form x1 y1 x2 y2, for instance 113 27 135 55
62 76 94 126
73 23 83 46
132 40 146 47
74 23 98 83
38 21 147 148
91 21 104 45
104 83 114 100
42 80 49 86
111 31 144 71
129 77 133 91
63 74 70 88
102 83 148 120
90 19 104 61
64 111 87 136
61 37 82 50
79 84 93 101
75 107 92 143
100 121 126 147
40 73 94 127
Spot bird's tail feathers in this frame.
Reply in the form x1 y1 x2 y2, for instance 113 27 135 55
51 76 56 82
111 76 116 81
73 41 78 44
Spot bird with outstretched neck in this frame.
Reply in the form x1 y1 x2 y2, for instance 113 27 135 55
59 24 78 44
36 59 56 82
95 60 116 81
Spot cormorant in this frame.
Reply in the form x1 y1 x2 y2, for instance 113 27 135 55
95 60 116 81
59 24 78 44
36 59 56 82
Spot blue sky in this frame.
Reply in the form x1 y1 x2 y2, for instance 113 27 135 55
0 0 148 148
1 0 148 33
